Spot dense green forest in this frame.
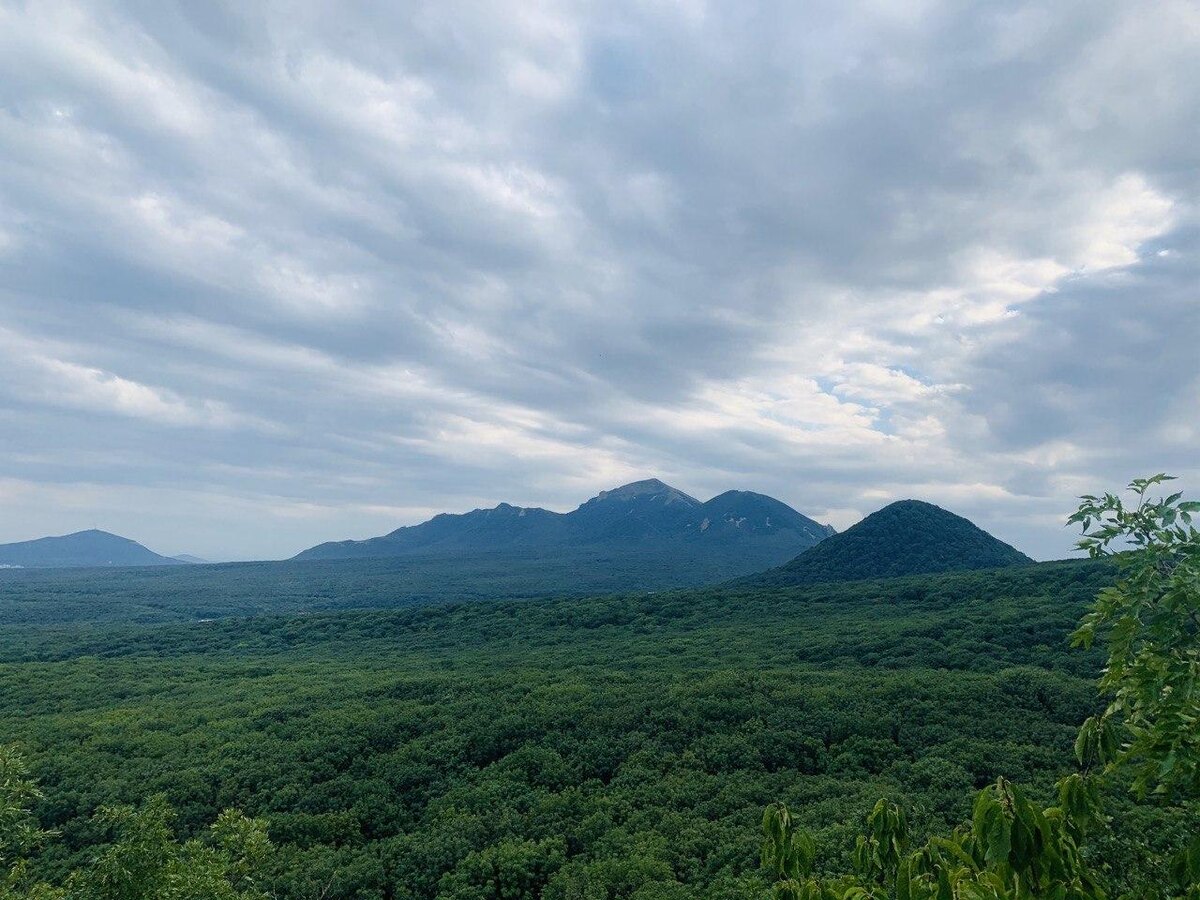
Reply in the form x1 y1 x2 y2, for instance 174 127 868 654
6 558 1195 898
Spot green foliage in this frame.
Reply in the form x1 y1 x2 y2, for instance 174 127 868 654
0 777 271 900
763 777 1105 899
760 475 1200 899
67 797 271 900
1069 474 1200 798
762 803 817 882
853 800 907 885
437 837 567 900
0 745 55 900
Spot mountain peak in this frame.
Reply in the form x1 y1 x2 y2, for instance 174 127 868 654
753 498 1032 586
589 478 699 505
885 499 942 512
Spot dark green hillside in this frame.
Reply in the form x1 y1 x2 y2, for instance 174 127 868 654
754 499 1032 587
6 559 1179 900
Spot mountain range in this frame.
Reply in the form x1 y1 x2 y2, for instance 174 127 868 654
294 479 836 581
0 530 184 569
0 484 1035 589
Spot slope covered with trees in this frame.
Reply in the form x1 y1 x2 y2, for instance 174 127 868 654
753 500 1032 587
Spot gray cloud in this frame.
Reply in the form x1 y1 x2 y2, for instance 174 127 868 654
0 0 1196 560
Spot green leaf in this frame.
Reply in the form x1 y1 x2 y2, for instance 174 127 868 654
896 858 912 900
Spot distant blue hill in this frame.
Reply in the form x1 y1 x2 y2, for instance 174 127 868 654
294 478 836 581
0 530 184 569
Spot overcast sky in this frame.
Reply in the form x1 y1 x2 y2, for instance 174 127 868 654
1 1 1196 561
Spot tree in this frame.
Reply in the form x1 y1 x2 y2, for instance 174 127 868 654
66 797 273 900
0 762 272 900
762 476 1200 900
0 744 57 900
1069 474 1200 799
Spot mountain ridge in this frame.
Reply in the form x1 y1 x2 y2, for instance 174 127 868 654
294 479 836 569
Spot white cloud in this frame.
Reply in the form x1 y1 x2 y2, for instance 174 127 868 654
0 325 275 431
0 0 1196 559
1070 173 1174 271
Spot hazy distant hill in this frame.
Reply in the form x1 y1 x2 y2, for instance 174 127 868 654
294 479 835 579
750 499 1032 586
0 530 184 569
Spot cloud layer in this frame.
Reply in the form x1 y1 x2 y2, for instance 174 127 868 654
1 1 1196 560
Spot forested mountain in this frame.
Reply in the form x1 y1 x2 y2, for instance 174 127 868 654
752 499 1032 586
0 529 183 569
294 479 835 580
